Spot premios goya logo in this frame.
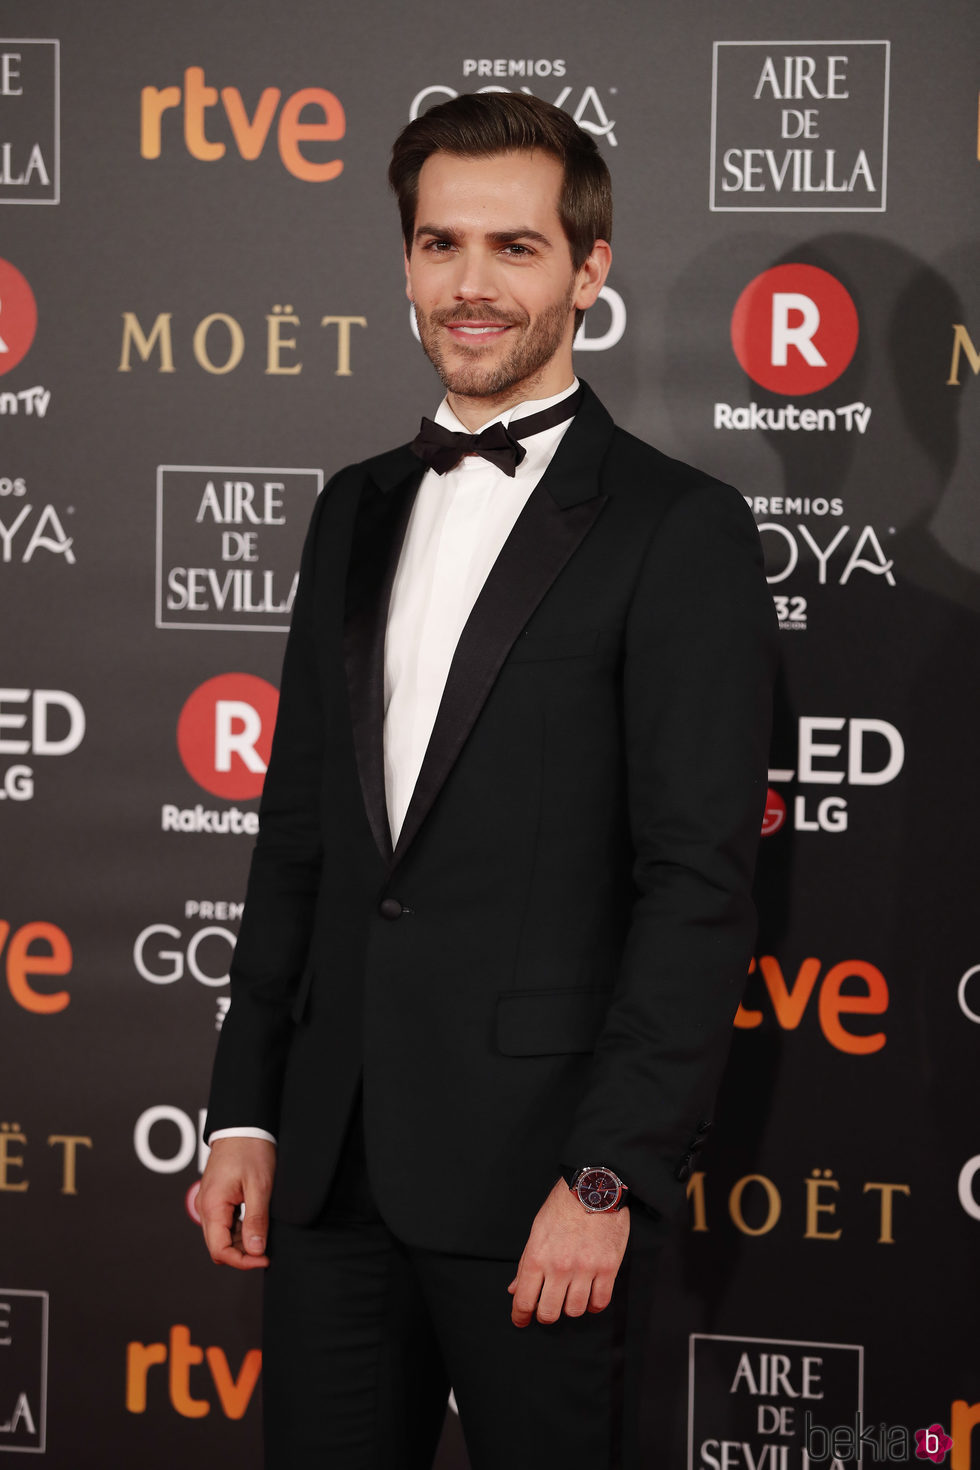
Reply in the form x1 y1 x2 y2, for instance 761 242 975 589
164 673 279 834
133 899 242 1031
709 41 889 212
409 60 617 147
156 467 321 631
0 40 59 204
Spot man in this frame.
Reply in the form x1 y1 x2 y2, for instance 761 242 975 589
199 91 777 1468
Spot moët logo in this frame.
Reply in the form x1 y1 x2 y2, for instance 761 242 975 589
176 674 278 801
731 263 858 395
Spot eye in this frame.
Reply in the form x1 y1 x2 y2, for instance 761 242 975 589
502 243 533 257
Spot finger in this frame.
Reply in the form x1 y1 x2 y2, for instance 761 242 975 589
510 1267 545 1328
562 1274 594 1319
535 1275 569 1326
587 1274 615 1314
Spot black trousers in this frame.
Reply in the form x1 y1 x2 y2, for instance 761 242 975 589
262 1095 665 1470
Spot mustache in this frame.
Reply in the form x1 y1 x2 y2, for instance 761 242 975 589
430 307 525 328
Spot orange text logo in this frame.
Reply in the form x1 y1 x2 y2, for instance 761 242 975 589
735 954 888 1053
125 1325 260 1419
0 921 71 1013
140 68 344 181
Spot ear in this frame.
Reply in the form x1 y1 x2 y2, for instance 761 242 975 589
403 246 414 305
573 240 612 314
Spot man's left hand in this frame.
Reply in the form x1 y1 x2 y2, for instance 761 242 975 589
508 1178 630 1327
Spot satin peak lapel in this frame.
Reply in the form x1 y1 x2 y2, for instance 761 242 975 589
342 451 422 865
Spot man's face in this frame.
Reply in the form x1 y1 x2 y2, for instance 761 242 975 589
404 149 606 407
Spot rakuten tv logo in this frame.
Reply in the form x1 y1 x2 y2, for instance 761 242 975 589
731 263 858 395
177 674 277 801
0 258 37 375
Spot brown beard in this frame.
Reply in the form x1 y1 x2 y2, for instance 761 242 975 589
414 284 576 401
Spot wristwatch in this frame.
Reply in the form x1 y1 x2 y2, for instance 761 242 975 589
564 1164 629 1213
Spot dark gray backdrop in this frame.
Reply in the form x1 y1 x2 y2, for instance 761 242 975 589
1 1 977 1465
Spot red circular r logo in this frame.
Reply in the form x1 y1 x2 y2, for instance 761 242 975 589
731 264 858 396
177 673 279 800
0 259 38 376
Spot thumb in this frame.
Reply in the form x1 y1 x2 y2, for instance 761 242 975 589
242 1194 269 1256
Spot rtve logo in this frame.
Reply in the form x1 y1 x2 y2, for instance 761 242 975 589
126 1324 260 1420
0 921 72 1014
140 68 345 181
0 258 37 376
177 673 278 801
731 263 859 395
735 953 889 1054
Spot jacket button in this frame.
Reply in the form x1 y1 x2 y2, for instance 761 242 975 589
379 897 403 920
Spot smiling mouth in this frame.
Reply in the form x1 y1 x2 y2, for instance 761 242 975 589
448 322 511 334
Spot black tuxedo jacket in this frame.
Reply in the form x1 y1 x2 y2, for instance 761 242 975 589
206 382 777 1257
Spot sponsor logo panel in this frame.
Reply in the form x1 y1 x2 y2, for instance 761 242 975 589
156 466 320 632
125 1322 260 1420
133 900 242 1031
0 260 50 418
0 689 85 803
689 1334 862 1469
139 67 344 180
0 1289 48 1452
164 674 278 833
719 264 871 442
0 920 72 1015
0 40 59 205
0 476 75 566
762 714 903 832
710 40 889 212
735 951 890 1054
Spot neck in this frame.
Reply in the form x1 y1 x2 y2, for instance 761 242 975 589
445 362 575 432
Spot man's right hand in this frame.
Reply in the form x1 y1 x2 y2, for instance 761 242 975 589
198 1137 276 1270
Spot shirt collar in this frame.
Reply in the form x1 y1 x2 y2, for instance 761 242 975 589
433 377 580 435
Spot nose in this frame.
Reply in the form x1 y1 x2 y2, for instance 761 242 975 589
452 249 499 305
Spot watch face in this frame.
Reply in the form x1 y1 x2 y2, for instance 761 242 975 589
575 1167 622 1212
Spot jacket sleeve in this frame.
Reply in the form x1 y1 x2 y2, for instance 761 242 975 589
204 480 333 1137
561 479 778 1219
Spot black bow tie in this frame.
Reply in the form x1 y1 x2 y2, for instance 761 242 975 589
410 386 583 477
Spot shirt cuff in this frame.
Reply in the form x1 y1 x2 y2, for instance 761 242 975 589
208 1127 278 1146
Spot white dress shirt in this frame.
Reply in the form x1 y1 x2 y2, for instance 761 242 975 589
210 378 580 1147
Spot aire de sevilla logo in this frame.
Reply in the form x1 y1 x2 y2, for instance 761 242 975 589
731 263 858 395
177 674 278 801
0 258 38 375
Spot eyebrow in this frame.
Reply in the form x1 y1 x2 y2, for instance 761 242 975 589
413 224 554 249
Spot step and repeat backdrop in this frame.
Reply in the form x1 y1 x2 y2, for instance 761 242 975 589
1 1 977 1465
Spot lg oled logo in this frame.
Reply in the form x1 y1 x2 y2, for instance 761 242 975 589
162 673 278 835
140 67 345 181
717 263 870 436
762 714 904 836
0 688 85 804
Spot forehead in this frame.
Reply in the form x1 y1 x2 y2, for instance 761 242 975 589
414 149 564 233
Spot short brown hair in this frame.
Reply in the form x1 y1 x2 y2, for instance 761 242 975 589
389 92 612 332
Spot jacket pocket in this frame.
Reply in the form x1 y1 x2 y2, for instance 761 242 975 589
496 986 611 1056
290 964 315 1024
506 630 600 664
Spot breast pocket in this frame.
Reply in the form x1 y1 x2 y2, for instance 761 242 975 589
496 986 611 1056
